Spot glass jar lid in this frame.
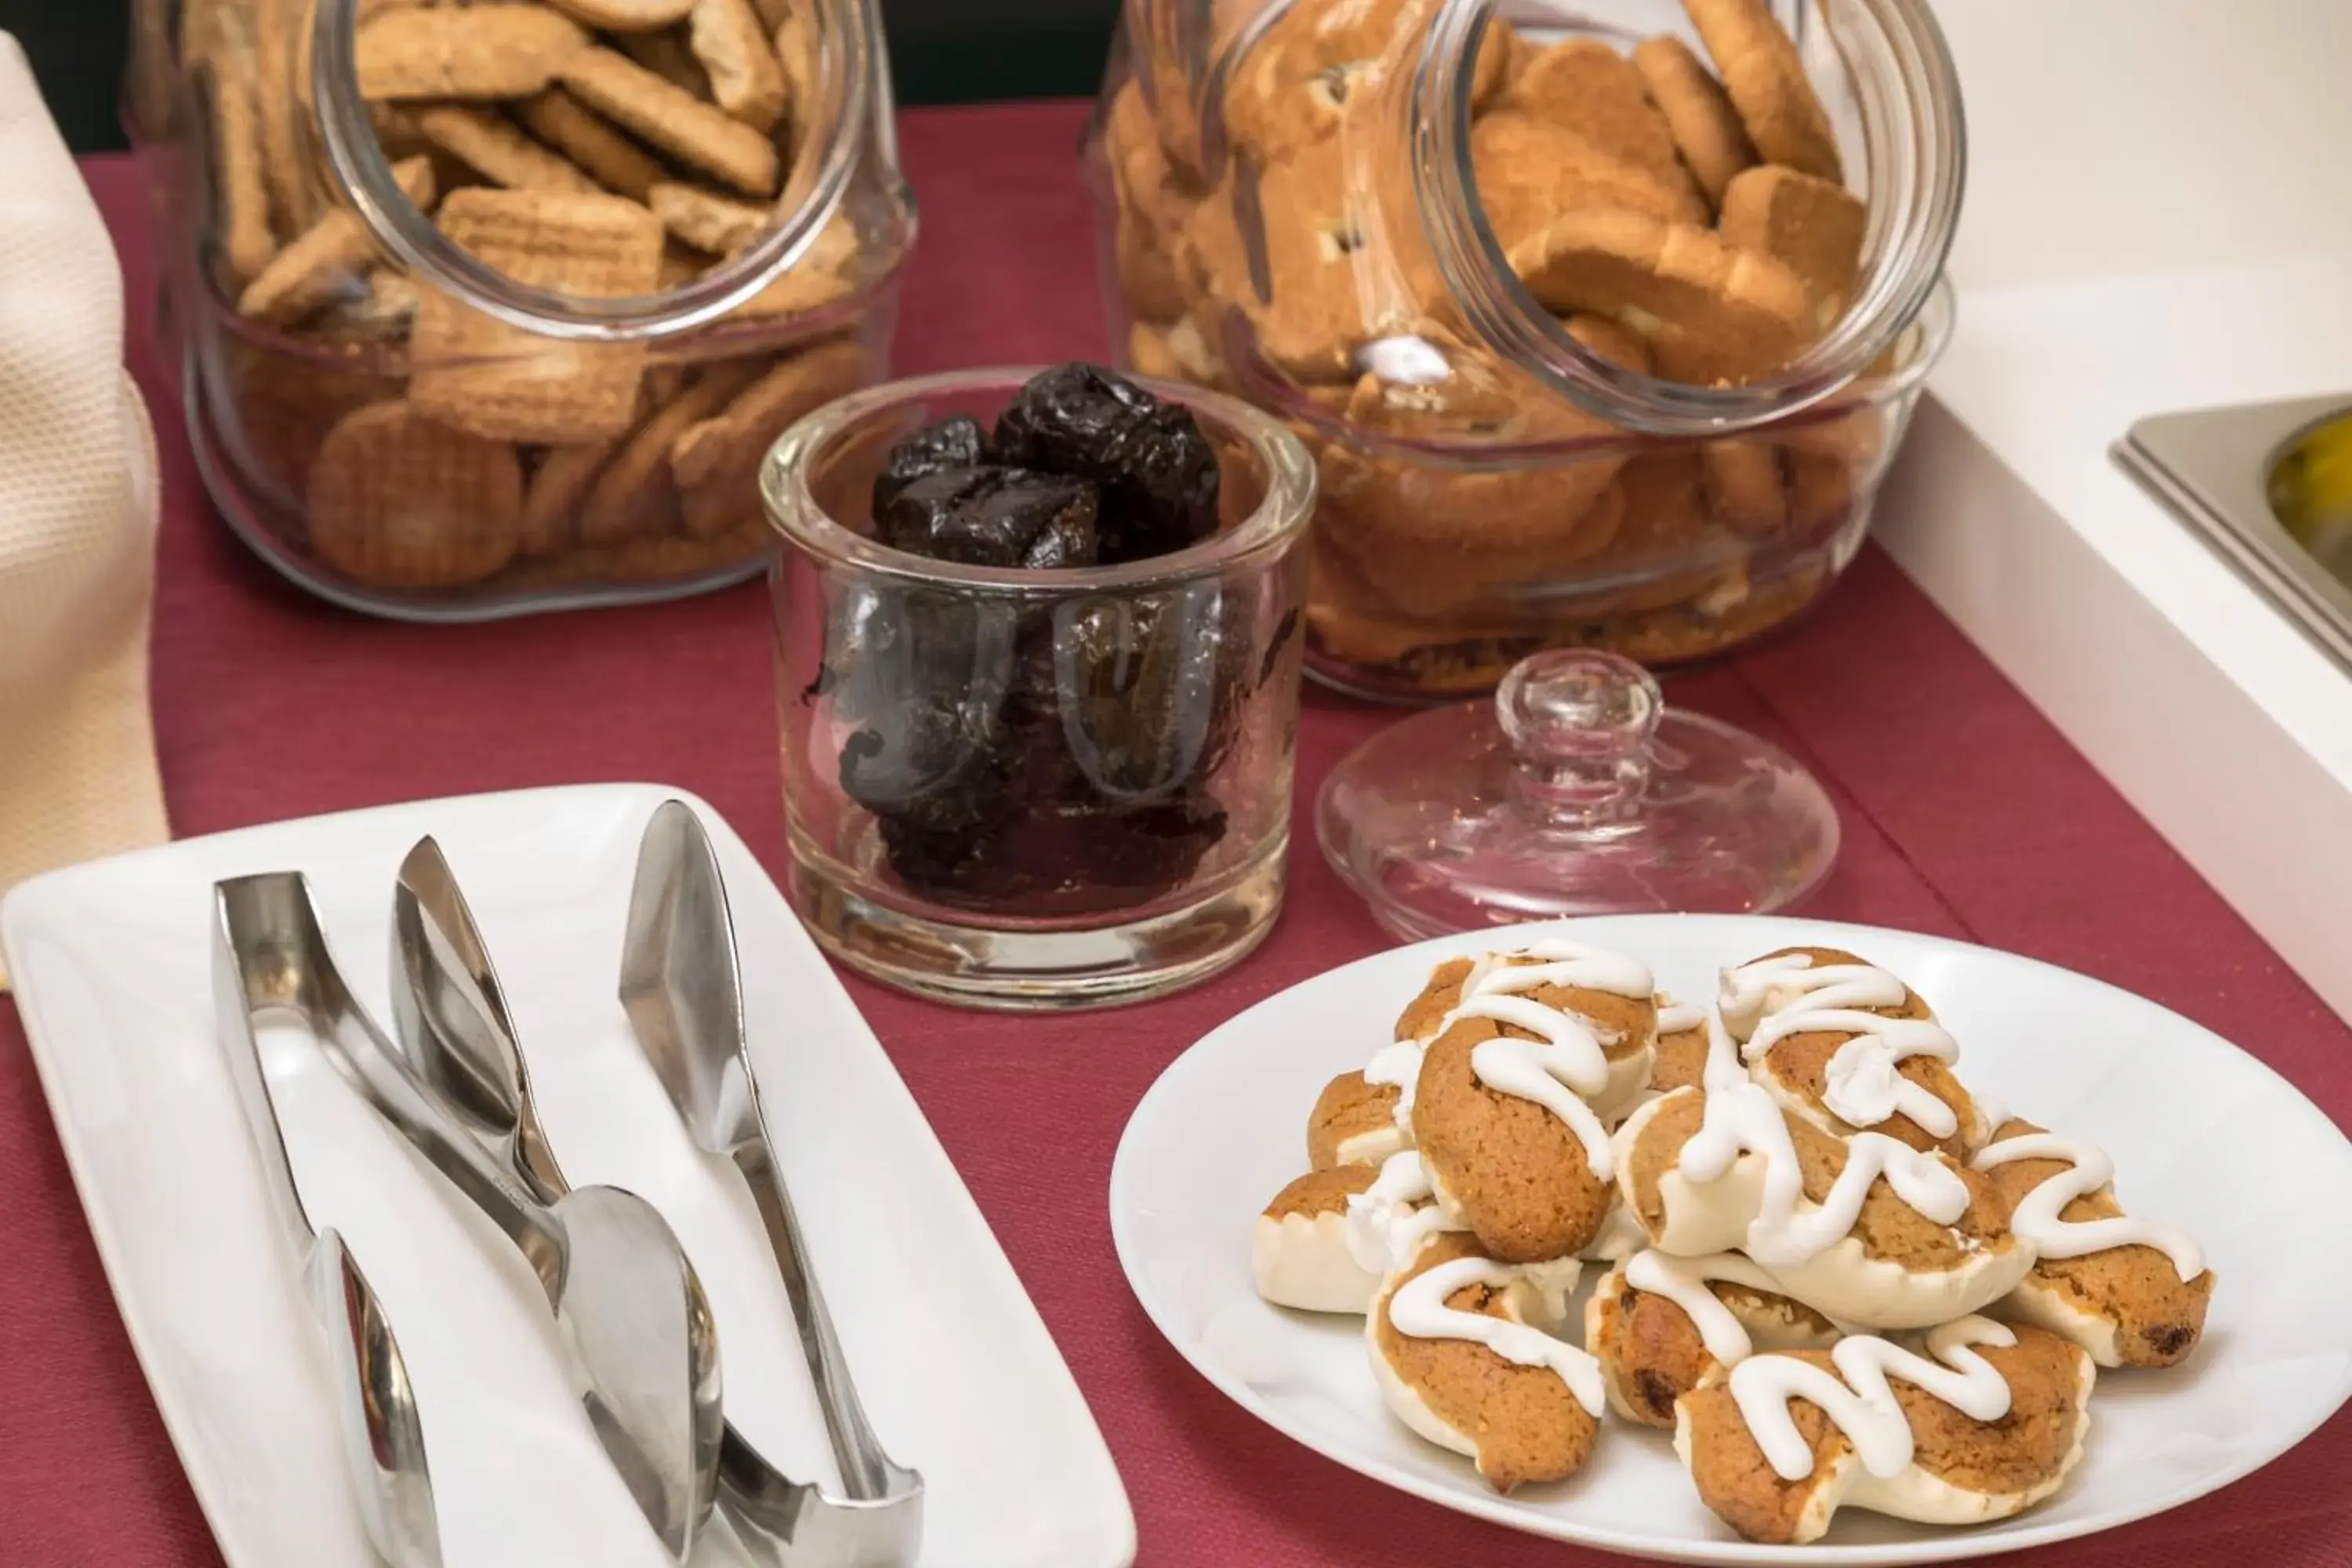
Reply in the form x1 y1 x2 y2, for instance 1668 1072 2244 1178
1317 648 1839 938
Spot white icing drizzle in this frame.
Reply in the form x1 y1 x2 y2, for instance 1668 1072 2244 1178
1346 1150 1462 1275
1679 1011 1972 1269
1721 953 1963 1138
1973 1131 2205 1281
1727 1316 2018 1482
1388 1255 1607 1417
1623 1250 1826 1367
1657 996 1705 1036
1363 1038 1425 1134
1446 942 1654 1182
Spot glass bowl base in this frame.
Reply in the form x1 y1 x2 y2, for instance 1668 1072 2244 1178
785 833 1287 1011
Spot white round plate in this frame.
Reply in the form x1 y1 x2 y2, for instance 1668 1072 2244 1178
1109 915 2352 1564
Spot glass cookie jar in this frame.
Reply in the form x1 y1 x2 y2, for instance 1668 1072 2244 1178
1087 0 1962 697
130 0 915 618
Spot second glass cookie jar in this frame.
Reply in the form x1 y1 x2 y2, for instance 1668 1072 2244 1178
1087 0 1963 697
131 0 916 618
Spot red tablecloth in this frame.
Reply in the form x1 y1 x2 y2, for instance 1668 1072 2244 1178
5 103 2350 1567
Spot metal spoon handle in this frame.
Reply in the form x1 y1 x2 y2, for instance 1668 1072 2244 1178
734 1140 895 1501
329 1002 569 1279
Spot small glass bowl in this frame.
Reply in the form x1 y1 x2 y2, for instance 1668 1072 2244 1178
761 367 1316 1009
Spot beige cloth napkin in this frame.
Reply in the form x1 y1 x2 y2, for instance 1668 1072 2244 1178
0 34 171 989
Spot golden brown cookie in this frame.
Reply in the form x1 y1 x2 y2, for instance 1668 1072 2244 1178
355 4 590 101
1396 958 1475 1043
1730 946 1980 1157
1585 1255 1840 1427
581 358 763 543
648 181 771 253
410 187 666 442
1976 1117 2216 1368
1677 1324 2090 1544
669 337 869 535
1510 205 1812 384
238 157 437 325
1308 1072 1405 1171
544 0 696 28
1649 1003 1711 1093
1682 0 1842 180
418 104 602 193
1717 164 1866 329
254 20 317 238
207 52 279 284
307 403 525 588
1410 978 1654 1262
687 0 789 132
519 438 619 557
1504 39 1704 213
1630 35 1756 208
1369 1232 1602 1493
616 26 714 96
730 212 862 316
1702 440 1789 536
1473 114 1706 258
514 89 668 201
559 46 782 194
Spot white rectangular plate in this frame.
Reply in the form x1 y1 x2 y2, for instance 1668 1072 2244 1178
2 784 1134 1568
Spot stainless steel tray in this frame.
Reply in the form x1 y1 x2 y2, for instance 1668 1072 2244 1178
2114 394 2352 673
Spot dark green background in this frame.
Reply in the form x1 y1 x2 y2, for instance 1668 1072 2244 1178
1 1 1121 154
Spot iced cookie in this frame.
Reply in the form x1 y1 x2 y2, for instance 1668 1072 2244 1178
1367 1232 1605 1493
1615 1020 2031 1327
1308 1070 1407 1170
1412 943 1658 1262
1586 1249 1845 1426
1256 1166 1381 1313
1650 996 1710 1093
1721 947 1987 1157
1676 1318 2092 1543
1974 1116 2214 1367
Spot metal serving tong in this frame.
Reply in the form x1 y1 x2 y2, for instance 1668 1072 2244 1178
216 871 724 1563
620 804 924 1564
213 883 442 1568
395 827 923 1566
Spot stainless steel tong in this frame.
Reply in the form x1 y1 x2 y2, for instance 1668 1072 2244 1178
212 884 442 1568
395 824 922 1566
216 871 724 1562
618 804 923 1566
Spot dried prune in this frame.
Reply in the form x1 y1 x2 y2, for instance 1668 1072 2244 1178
873 415 989 512
991 363 1218 563
880 466 1102 570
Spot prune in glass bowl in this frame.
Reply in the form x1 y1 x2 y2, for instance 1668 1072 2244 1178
991 363 1219 563
873 414 991 512
879 466 1102 568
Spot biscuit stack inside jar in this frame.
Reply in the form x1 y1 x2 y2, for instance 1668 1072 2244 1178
183 0 903 606
1093 0 1932 694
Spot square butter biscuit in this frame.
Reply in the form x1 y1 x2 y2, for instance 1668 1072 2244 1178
411 187 666 444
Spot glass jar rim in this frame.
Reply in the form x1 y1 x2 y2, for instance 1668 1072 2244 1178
762 365 1319 593
1242 274 1955 466
1411 0 1967 437
310 0 902 342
